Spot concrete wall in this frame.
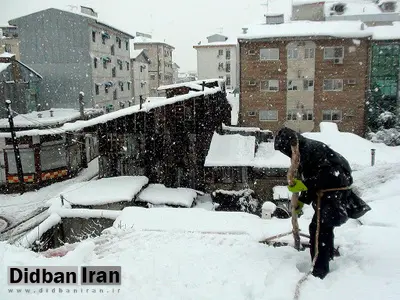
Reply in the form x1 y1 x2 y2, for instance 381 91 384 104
195 45 238 90
291 3 325 21
131 56 149 104
89 23 132 109
10 8 92 110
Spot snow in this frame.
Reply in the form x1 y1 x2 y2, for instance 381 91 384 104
133 35 174 48
253 142 291 168
273 186 293 200
194 37 237 47
16 213 61 248
46 176 149 207
130 49 144 59
158 78 224 91
0 62 10 73
213 189 254 196
226 91 239 125
0 52 15 58
136 184 197 208
53 208 121 220
222 123 272 133
319 121 339 133
204 132 256 167
304 123 400 170
2 160 400 299
239 21 371 40
0 86 221 138
368 22 400 40
0 109 82 129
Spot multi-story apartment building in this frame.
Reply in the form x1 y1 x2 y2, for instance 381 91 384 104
238 14 371 136
193 34 238 90
130 49 150 105
0 26 20 60
172 62 180 83
292 0 400 26
133 32 174 96
9 6 134 112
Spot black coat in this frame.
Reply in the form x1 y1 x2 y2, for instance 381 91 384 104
274 127 371 227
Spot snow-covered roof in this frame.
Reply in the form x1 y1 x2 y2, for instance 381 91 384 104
158 78 224 91
368 22 400 40
194 37 237 48
16 60 43 79
0 52 15 58
133 36 174 49
0 86 222 138
0 109 83 129
130 49 144 59
46 176 149 208
252 142 291 169
222 124 272 134
205 133 256 167
0 62 10 73
238 20 371 40
137 184 198 208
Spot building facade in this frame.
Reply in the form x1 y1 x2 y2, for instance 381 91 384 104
0 26 20 60
9 7 134 112
238 16 370 136
172 62 180 83
133 32 175 96
130 49 150 105
0 53 42 117
193 34 238 90
291 0 400 26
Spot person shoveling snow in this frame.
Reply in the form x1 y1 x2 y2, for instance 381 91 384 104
274 127 371 280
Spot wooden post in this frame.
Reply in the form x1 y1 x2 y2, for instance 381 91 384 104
5 100 25 194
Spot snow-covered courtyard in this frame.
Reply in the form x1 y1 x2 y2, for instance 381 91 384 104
1 143 400 299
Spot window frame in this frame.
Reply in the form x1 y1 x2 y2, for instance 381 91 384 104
92 31 96 42
259 110 278 121
323 79 343 91
322 110 342 122
260 79 279 92
287 48 299 60
323 46 344 60
287 80 299 91
260 48 280 61
303 79 314 91
304 48 315 59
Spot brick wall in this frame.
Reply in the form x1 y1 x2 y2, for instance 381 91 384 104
239 37 369 136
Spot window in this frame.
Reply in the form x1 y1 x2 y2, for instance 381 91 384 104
126 62 130 70
324 47 344 59
226 62 231 72
112 67 116 77
248 111 256 117
94 58 98 68
105 85 109 94
303 79 314 91
102 37 106 44
95 84 99 95
287 48 299 59
226 75 231 86
113 89 117 100
304 48 315 59
287 109 314 121
218 62 224 70
322 110 342 121
260 48 279 60
218 49 223 56
4 44 12 52
92 31 96 42
150 74 156 80
287 80 299 91
126 41 129 51
261 79 279 91
259 110 278 121
323 79 343 91
120 82 124 92
111 45 115 55
226 50 231 60
117 37 122 48
127 82 131 90
103 60 107 69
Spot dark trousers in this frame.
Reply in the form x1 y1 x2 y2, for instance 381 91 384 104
309 214 334 279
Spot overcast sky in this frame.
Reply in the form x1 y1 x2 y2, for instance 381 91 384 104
1 0 291 72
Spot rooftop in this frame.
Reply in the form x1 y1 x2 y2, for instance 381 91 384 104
133 35 175 49
193 36 237 48
238 20 371 40
368 21 400 39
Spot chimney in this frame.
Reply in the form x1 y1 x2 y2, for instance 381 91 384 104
242 28 248 34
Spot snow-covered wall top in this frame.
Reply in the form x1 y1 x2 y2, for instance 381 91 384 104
238 21 371 40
